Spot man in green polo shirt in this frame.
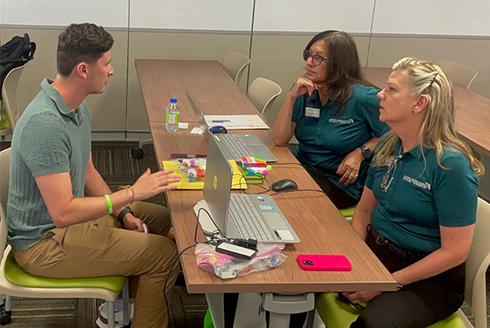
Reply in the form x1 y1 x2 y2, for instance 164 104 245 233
7 23 180 328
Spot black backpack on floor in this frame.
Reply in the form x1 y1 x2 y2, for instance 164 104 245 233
0 33 36 100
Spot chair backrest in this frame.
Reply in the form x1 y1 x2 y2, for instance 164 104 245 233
1 64 26 131
464 197 490 328
247 77 282 120
0 147 11 263
436 60 478 89
0 205 7 263
0 147 11 211
221 52 251 84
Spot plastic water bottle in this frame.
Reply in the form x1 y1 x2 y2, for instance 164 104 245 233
166 98 179 132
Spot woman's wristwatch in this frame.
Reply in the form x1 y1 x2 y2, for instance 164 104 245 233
358 144 373 161
117 206 134 222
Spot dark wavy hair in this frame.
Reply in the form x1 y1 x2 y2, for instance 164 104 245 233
305 30 372 110
57 23 114 77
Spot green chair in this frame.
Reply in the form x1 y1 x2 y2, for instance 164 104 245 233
0 147 130 328
204 308 214 328
339 204 357 221
316 197 490 328
315 292 463 328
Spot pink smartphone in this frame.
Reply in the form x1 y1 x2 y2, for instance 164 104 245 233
297 254 352 271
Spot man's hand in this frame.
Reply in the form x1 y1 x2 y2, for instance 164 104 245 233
342 291 382 304
337 148 364 186
132 168 180 201
123 213 145 232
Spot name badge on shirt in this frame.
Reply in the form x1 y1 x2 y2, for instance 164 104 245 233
305 107 320 118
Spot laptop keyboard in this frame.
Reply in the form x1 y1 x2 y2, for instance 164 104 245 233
219 134 254 160
228 194 274 241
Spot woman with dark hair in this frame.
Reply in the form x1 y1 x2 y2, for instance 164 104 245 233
272 30 390 209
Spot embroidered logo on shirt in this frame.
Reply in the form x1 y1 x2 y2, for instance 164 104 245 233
328 118 354 124
403 175 431 190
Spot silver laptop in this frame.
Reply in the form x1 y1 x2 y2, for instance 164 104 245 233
203 133 300 244
186 92 277 163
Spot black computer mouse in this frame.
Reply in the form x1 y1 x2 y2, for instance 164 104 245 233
271 179 298 192
209 126 228 134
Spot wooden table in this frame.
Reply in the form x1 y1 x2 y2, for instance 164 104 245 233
363 67 490 157
137 59 397 294
135 60 262 123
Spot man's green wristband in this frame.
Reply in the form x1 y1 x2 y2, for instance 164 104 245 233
104 194 113 215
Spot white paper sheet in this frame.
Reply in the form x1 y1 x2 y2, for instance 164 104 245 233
204 115 269 130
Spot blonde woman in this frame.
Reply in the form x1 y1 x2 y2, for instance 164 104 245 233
341 58 484 327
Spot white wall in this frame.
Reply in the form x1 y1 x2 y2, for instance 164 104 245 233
3 0 490 37
254 0 375 34
0 0 128 28
372 0 490 37
130 0 254 31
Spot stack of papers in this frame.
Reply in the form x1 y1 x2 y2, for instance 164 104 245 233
204 115 269 130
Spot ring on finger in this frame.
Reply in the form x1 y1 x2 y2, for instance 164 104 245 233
350 173 358 179
300 81 304 86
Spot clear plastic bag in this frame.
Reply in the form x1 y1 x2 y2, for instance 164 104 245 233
196 243 287 279
172 158 206 182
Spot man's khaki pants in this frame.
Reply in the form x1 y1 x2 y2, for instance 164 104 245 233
13 201 179 328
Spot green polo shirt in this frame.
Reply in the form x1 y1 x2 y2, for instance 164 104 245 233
7 78 92 251
292 84 390 200
366 138 478 253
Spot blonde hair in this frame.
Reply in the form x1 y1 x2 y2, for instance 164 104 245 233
373 57 484 178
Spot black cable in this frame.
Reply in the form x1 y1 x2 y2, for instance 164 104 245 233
196 207 229 240
163 242 201 322
248 176 271 194
270 189 325 196
231 173 272 195
163 206 228 321
231 174 249 191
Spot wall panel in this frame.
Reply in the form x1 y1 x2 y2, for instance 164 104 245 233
127 31 251 131
130 0 253 31
367 37 490 98
0 28 128 132
0 0 128 28
372 0 490 37
254 0 376 34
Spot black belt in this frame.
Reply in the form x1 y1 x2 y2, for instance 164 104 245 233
370 227 428 262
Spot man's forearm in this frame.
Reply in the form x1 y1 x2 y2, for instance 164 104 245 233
85 167 127 216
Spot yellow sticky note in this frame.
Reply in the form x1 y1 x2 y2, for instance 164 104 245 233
162 160 246 190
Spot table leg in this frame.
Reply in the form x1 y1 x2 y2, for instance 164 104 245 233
206 294 225 328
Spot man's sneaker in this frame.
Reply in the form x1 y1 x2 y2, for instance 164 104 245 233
96 299 134 328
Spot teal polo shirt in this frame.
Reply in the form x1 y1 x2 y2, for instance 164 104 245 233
7 78 92 251
366 139 478 254
292 84 390 200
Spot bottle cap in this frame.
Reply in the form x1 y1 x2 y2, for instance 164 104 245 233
170 98 177 103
